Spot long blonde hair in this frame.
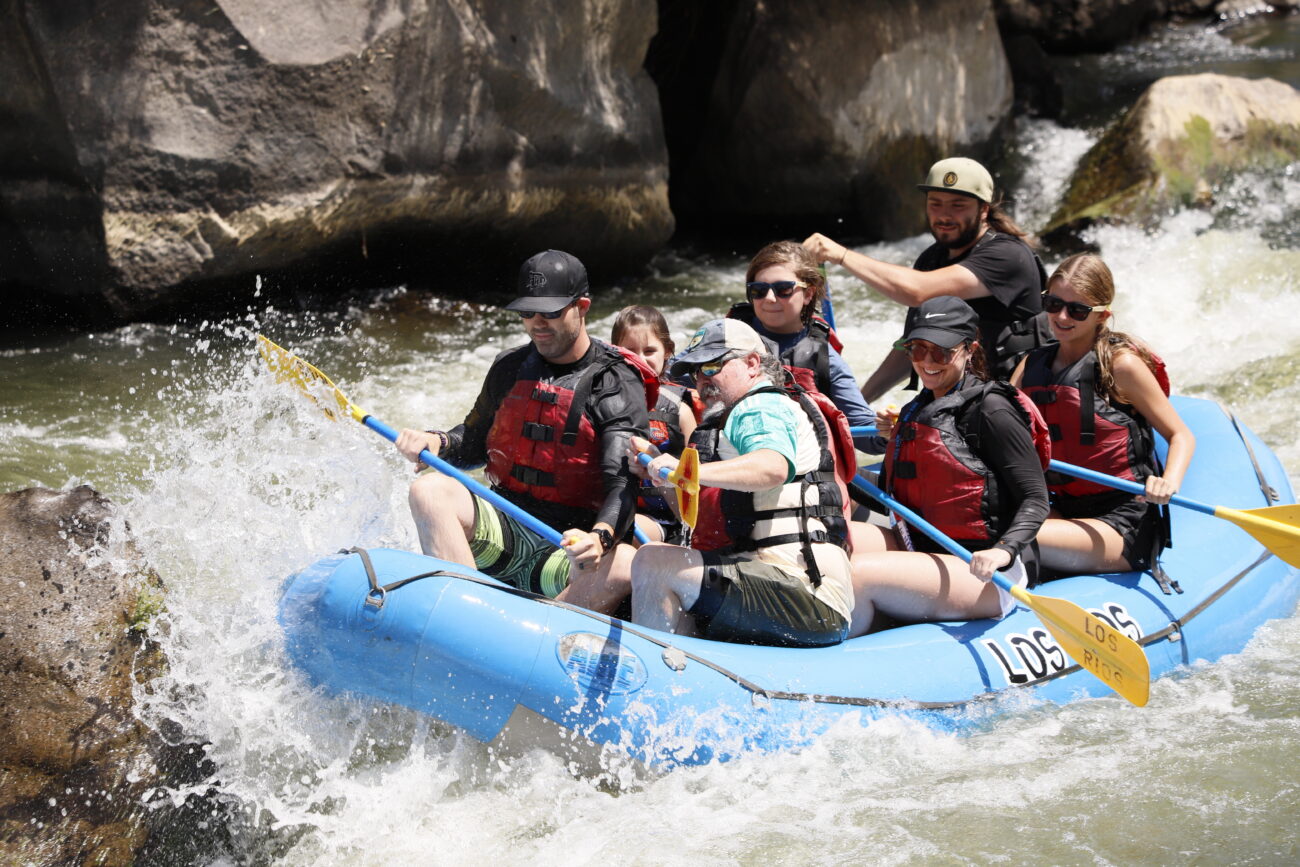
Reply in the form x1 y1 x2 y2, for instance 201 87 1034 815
1049 254 1161 405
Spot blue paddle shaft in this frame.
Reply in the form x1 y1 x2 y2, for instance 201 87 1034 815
635 451 672 479
848 426 878 437
362 415 650 547
1047 459 1214 517
360 415 568 546
852 473 1016 594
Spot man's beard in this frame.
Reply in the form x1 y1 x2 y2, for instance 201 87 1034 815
698 382 726 416
931 217 981 251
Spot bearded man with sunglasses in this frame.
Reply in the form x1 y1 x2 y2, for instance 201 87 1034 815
628 319 855 647
803 157 1052 401
395 250 654 612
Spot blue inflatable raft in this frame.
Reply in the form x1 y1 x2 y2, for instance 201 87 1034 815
279 397 1300 769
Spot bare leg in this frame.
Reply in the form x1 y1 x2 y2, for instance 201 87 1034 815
1037 517 1131 574
634 513 665 544
630 543 706 635
847 522 902 636
849 549 1005 638
408 473 476 566
556 542 637 614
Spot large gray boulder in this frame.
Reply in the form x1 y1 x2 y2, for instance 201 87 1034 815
1049 73 1300 232
679 0 1015 240
0 486 206 867
2 0 672 319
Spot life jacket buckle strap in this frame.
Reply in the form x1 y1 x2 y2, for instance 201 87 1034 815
530 387 559 404
511 465 555 487
521 422 554 442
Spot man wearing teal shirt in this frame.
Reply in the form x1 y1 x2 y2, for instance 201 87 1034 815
629 319 853 647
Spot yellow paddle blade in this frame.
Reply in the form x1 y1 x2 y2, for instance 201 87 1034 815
257 335 358 422
1009 585 1150 706
669 446 700 529
1218 504 1300 569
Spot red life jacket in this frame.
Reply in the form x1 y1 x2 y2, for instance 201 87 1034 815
726 302 842 396
884 378 1050 545
689 376 854 586
1020 342 1166 499
485 341 658 510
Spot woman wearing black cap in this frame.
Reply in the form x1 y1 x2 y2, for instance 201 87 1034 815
848 296 1050 637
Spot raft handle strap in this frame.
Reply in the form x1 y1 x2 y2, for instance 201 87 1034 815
344 546 450 610
1228 409 1279 503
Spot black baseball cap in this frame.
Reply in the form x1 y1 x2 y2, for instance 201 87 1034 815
901 296 980 349
505 250 590 314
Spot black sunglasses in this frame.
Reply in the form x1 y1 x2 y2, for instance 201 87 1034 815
517 302 574 320
746 281 805 302
1043 294 1106 322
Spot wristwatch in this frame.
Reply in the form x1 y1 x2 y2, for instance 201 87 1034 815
592 528 615 553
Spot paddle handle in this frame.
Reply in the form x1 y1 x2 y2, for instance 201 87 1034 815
1047 459 1214 516
848 426 878 437
852 473 1015 594
635 451 672 479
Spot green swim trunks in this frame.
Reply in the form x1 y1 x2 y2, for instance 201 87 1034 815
468 494 572 597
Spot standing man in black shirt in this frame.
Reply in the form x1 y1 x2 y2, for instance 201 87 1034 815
803 157 1051 400
395 250 651 612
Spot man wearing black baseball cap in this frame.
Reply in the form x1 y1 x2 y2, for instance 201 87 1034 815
395 250 652 611
802 156 1051 396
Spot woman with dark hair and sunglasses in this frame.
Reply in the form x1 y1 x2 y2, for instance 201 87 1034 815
726 240 880 452
848 296 1050 637
1011 253 1194 580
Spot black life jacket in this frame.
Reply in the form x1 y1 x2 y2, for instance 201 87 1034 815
640 383 690 520
726 302 843 396
1020 343 1166 502
485 341 658 511
688 378 853 587
884 377 1050 547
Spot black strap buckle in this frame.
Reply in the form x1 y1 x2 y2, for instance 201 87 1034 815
522 422 554 442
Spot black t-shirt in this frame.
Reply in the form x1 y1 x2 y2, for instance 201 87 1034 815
442 340 649 535
909 230 1050 375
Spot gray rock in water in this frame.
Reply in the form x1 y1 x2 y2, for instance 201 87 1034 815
1048 73 1300 236
0 486 209 867
2 0 672 319
678 0 1015 240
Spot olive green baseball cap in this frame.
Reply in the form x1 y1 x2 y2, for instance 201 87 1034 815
917 157 994 203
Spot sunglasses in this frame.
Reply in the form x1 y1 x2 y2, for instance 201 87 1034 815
1042 294 1107 322
696 356 737 378
518 302 573 320
746 281 805 302
899 340 962 364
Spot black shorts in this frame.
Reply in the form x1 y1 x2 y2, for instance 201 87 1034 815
687 552 848 647
1055 493 1160 571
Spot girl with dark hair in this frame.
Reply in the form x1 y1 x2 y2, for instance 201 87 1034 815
1013 254 1194 578
729 240 880 452
848 296 1050 637
612 305 698 543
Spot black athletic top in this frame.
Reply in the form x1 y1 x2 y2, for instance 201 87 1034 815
441 341 649 537
909 230 1050 376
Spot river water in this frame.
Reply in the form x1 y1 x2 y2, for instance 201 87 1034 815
3 17 1299 866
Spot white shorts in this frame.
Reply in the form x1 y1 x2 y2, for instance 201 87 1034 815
995 556 1029 619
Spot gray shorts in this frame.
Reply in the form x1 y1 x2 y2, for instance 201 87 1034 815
688 552 848 647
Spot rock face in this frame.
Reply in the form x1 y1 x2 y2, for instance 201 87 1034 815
993 0 1220 53
0 486 206 867
676 0 1015 240
1049 73 1300 232
2 0 672 319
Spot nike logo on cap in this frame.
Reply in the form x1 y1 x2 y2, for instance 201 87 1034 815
924 312 947 319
